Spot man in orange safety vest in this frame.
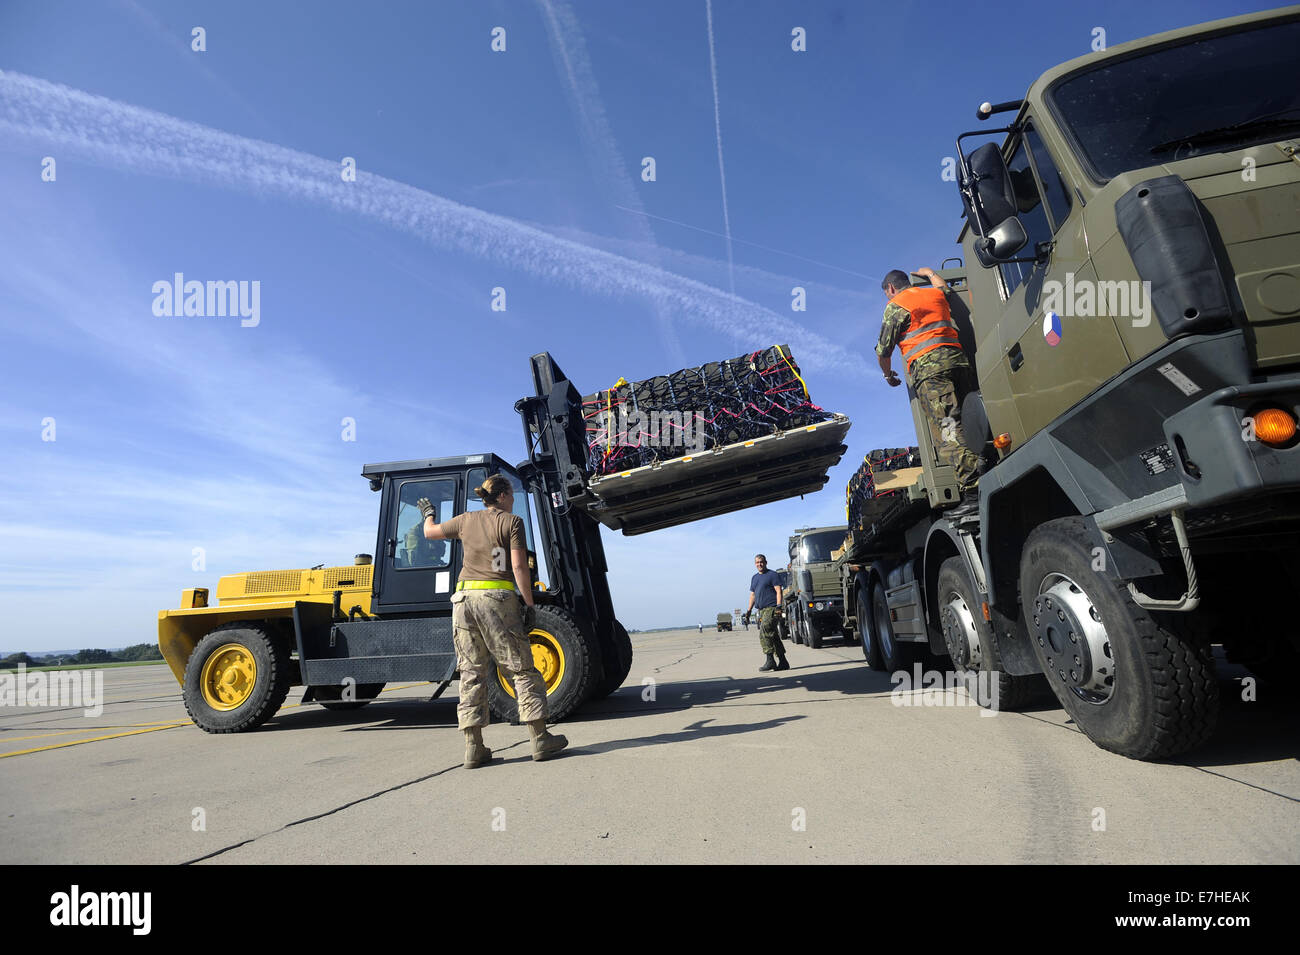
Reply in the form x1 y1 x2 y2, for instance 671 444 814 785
876 267 984 510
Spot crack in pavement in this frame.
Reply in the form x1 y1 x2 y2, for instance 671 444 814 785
181 741 531 863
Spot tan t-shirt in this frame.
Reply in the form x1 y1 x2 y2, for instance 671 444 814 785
439 508 527 584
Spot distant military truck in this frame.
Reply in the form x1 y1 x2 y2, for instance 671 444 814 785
716 612 733 632
784 526 851 648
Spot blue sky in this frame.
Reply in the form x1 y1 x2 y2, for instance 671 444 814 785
0 0 1274 650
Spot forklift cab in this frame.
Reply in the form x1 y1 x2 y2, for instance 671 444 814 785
363 453 536 615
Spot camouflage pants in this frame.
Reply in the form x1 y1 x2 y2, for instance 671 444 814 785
758 607 783 655
451 590 547 728
915 369 983 492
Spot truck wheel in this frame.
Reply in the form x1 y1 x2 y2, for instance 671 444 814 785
182 623 293 733
589 620 634 699
857 579 885 670
804 614 823 649
936 557 1037 711
788 608 802 645
1019 517 1218 759
872 581 917 672
487 606 600 724
314 682 386 711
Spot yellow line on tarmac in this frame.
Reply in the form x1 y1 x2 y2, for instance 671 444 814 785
0 721 191 758
0 685 428 757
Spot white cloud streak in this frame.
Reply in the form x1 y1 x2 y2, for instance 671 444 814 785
0 69 857 374
704 0 736 295
536 0 686 366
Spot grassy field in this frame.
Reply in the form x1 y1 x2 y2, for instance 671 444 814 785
0 659 164 674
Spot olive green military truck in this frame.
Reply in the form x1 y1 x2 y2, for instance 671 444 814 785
839 6 1300 759
716 612 734 632
784 526 852 648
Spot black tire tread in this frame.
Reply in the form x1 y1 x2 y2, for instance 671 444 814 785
936 556 1040 712
1022 517 1218 760
589 620 634 699
182 623 293 734
486 605 599 724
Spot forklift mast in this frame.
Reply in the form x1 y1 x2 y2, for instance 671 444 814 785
514 353 618 652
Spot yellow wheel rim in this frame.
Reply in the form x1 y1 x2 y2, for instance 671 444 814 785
499 629 566 697
200 643 258 711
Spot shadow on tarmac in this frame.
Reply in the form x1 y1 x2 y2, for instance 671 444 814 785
259 649 1298 766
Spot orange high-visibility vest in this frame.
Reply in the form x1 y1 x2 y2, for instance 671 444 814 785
891 286 962 370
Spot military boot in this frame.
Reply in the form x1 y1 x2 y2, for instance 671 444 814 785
774 644 790 671
759 653 776 671
463 727 492 769
528 719 569 761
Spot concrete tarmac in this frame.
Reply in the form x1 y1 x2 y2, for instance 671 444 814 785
1 628 1296 864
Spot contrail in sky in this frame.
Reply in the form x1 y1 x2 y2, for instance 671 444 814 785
536 0 686 365
0 69 855 374
704 0 735 295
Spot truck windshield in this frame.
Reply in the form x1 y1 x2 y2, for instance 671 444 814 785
801 532 844 564
1048 18 1300 180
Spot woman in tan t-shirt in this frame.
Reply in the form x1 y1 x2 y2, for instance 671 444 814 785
421 474 568 768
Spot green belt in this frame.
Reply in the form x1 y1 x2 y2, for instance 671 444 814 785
456 580 517 592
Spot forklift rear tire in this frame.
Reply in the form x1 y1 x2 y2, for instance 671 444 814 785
315 682 386 711
589 620 634 699
487 606 600 724
182 623 293 734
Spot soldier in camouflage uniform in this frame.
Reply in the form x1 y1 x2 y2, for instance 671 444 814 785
877 267 984 503
746 554 789 671
420 474 568 768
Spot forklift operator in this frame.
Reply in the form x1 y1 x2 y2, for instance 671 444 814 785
419 474 569 769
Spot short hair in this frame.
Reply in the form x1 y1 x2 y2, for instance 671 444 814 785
755 554 767 562
881 269 911 292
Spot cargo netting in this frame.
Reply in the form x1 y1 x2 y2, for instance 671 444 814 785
846 447 921 537
582 345 833 476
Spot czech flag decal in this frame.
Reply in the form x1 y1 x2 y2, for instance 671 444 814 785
1042 310 1062 347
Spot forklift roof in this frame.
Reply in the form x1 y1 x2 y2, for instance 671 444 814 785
361 453 517 485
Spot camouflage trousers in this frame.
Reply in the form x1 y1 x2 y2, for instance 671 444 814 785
915 369 983 492
757 607 784 655
451 590 547 728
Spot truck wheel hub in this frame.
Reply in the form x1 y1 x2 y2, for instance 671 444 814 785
940 591 982 669
1031 575 1113 703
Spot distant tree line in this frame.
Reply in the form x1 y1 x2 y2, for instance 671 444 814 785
1 643 164 668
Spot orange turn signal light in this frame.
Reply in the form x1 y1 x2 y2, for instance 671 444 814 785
993 432 1013 451
1253 407 1297 446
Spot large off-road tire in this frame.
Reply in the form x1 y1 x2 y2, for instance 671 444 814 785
936 557 1039 711
857 578 885 670
314 682 386 711
873 581 919 672
1019 517 1218 759
182 623 293 733
804 612 824 649
487 606 600 724
589 620 634 699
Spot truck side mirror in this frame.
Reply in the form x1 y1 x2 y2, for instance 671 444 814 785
962 142 1029 266
973 216 1029 267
